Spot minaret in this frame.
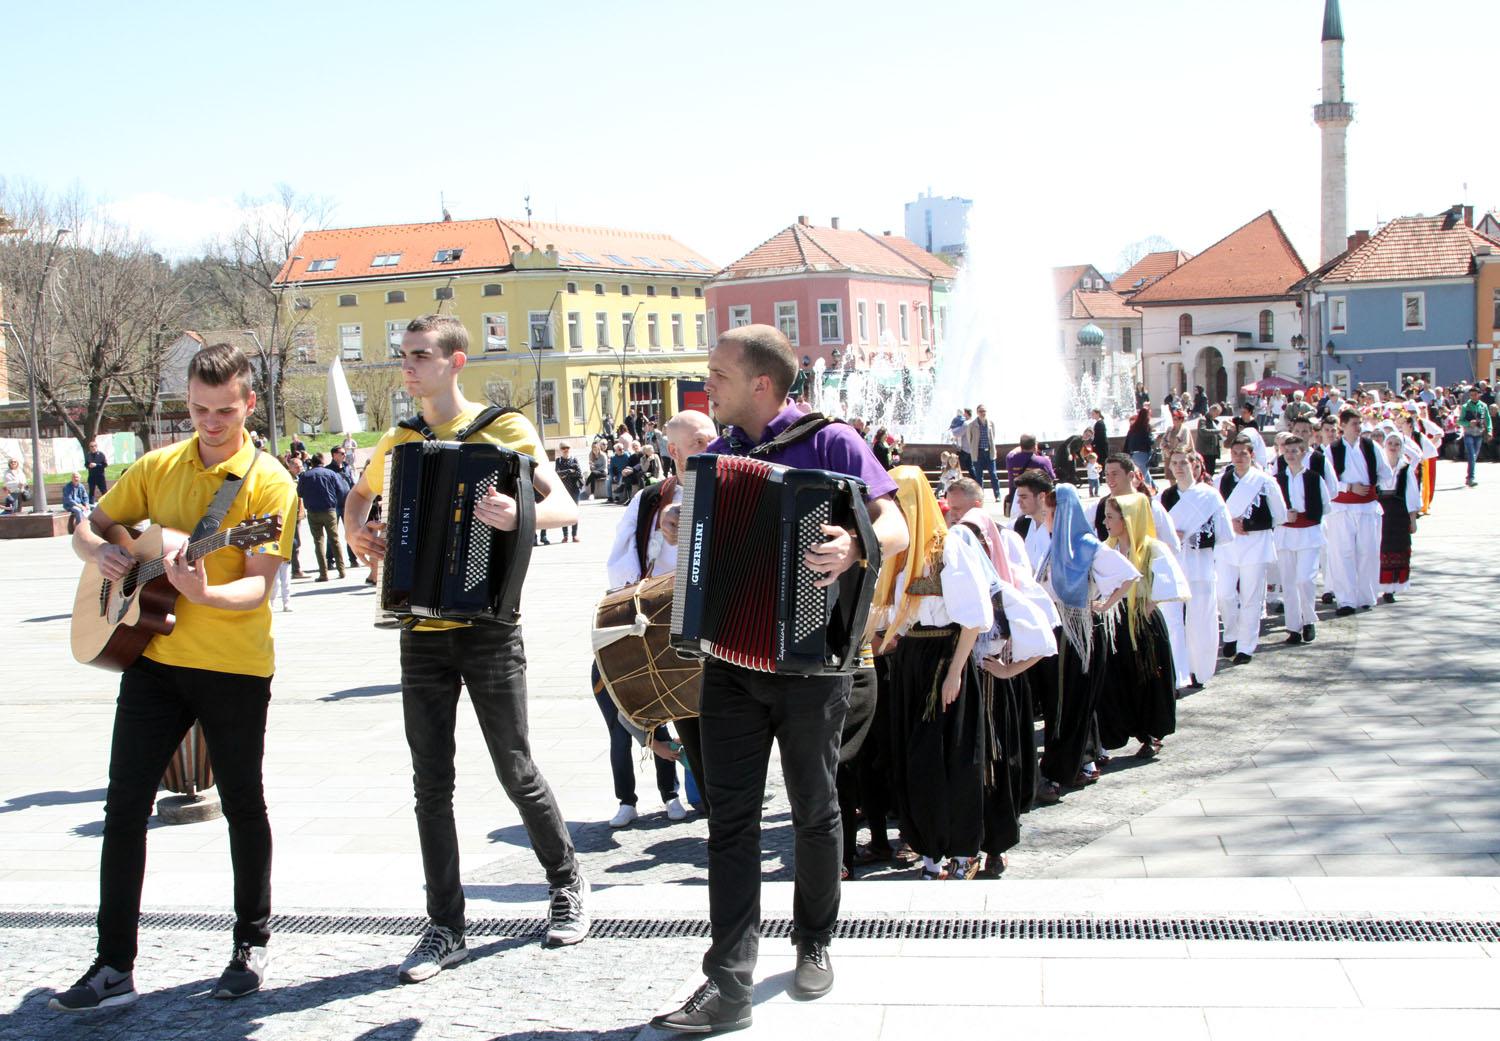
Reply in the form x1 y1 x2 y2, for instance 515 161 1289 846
1314 0 1354 264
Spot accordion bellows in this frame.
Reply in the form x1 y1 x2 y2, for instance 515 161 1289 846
671 454 881 675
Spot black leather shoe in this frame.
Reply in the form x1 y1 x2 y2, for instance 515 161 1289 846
1221 642 1237 659
790 941 834 1001
650 980 752 1034
1381 593 1396 604
1285 631 1303 645
1233 653 1253 665
1335 606 1356 618
1303 625 1316 643
1320 592 1336 605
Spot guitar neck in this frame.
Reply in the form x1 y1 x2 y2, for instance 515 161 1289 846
133 530 234 584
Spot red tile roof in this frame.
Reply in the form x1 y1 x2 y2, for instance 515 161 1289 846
1111 250 1193 295
1052 265 1109 299
718 222 954 281
1061 290 1142 321
1129 212 1307 305
1319 211 1500 284
278 218 716 284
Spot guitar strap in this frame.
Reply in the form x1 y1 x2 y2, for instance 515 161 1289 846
191 447 262 542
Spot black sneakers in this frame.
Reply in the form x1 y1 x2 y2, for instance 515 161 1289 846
790 941 835 1000
1303 624 1316 643
544 874 591 948
213 942 269 999
1221 641 1237 659
49 959 138 1012
398 923 468 983
1233 652 1253 665
650 980 752 1034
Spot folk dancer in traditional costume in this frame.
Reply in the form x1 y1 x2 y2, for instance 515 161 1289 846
1327 408 1393 616
1162 449 1233 688
1377 430 1420 603
1215 435 1288 664
1414 404 1443 515
1035 484 1139 801
1097 493 1190 759
1273 435 1331 646
871 468 995 881
1010 468 1054 572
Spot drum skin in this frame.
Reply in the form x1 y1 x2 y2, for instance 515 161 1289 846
594 574 701 730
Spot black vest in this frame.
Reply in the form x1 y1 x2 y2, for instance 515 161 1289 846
1330 438 1379 486
1014 515 1033 540
633 481 669 579
1274 467 1324 523
1219 468 1274 532
1163 484 1217 549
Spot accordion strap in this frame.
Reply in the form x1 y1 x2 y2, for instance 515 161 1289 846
397 405 510 443
746 412 835 458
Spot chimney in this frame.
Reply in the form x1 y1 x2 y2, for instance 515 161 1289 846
1464 205 1475 228
830 217 840 230
1347 229 1371 251
883 231 892 237
797 215 810 227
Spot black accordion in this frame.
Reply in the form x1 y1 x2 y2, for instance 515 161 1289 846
670 454 881 675
376 440 535 627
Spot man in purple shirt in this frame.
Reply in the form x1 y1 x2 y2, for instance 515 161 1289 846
652 325 908 1034
1004 433 1055 511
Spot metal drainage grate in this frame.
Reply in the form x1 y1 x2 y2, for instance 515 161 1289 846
3 911 1499 944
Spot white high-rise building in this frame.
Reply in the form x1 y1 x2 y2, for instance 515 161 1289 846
1313 0 1354 265
904 192 971 258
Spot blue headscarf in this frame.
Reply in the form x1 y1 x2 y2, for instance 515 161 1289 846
1048 484 1101 612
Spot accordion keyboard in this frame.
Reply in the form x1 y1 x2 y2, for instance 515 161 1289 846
463 472 498 592
791 499 832 642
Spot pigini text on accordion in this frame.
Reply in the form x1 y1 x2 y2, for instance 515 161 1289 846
670 453 881 675
375 440 535 628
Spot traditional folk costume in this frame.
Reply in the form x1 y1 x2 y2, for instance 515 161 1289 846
1036 485 1139 791
1012 513 1052 574
1093 495 1186 686
1215 463 1288 659
1416 415 1442 515
1327 436 1394 611
1163 478 1235 684
1378 444 1421 598
874 470 994 878
1274 460 1331 642
955 508 1057 868
1097 494 1189 753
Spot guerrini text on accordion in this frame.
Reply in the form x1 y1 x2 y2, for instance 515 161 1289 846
377 439 534 627
670 453 881 674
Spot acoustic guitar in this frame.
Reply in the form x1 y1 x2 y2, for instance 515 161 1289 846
71 515 284 671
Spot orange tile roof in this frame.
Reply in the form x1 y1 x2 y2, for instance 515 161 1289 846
1318 211 1499 284
718 222 953 281
1061 290 1142 321
1052 265 1097 299
1129 212 1307 305
279 218 715 284
1111 250 1193 295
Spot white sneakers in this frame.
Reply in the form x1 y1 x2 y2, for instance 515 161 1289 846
609 798 691 828
665 797 688 821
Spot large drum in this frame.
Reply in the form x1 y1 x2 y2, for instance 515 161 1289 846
593 574 701 730
161 721 214 796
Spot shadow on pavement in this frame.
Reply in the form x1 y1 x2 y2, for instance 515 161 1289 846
320 684 402 702
2 788 107 814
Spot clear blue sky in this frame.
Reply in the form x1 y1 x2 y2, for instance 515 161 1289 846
7 0 1498 270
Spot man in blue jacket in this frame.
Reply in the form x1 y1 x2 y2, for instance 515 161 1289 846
296 454 350 581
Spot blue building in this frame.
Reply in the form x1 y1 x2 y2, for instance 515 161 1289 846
1308 205 1495 393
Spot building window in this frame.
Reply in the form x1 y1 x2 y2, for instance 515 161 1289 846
647 313 661 349
538 380 558 425
694 287 704 298
898 302 909 344
1122 326 1133 353
595 312 609 349
918 304 930 343
307 258 337 273
695 313 708 348
435 286 454 301
483 283 504 297
338 293 357 307
818 300 843 344
1258 309 1275 343
529 311 554 349
729 305 751 328
594 282 605 295
1178 313 1193 339
483 313 508 352
566 312 582 350
671 313 684 349
386 320 405 357
857 301 869 342
386 290 405 304
775 302 799 345
939 306 949 344
621 285 632 297
432 248 464 263
372 253 402 268
339 324 362 361
1329 296 1347 333
571 379 586 425
1492 289 1500 329
670 286 680 298
565 282 577 294
1402 292 1425 330
876 302 888 340
622 311 636 349
646 285 657 297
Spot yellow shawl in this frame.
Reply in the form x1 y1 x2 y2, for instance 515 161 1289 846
870 466 946 650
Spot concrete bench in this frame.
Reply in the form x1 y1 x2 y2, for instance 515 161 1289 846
0 511 73 539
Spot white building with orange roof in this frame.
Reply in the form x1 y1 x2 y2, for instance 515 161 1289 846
275 216 719 449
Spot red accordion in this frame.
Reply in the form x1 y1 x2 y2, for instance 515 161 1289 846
670 454 881 674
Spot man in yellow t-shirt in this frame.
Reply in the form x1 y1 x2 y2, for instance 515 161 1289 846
343 314 588 984
51 344 296 1014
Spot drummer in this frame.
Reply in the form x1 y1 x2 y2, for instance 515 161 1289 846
599 409 718 823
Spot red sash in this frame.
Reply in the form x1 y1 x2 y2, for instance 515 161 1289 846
1333 488 1377 505
1284 516 1320 529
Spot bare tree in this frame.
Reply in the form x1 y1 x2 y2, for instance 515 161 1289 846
281 374 328 435
345 366 398 431
1115 234 1176 273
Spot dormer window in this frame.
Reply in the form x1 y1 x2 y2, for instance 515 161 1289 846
433 248 464 263
372 253 402 268
307 258 338 273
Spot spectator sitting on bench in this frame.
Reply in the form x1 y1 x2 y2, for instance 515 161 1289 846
62 472 92 528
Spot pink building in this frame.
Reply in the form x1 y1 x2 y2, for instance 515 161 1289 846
706 217 955 371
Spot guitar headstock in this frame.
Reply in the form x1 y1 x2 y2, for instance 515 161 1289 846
228 514 284 550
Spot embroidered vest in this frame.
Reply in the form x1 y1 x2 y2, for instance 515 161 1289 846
1275 467 1323 527
1220 469 1274 532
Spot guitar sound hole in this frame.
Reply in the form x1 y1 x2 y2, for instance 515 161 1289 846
121 569 138 598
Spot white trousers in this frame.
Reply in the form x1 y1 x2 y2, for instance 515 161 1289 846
274 561 291 606
1327 511 1381 609
1216 559 1268 655
1184 579 1220 682
1278 546 1320 633
1161 601 1191 688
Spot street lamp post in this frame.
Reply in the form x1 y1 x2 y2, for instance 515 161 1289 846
0 321 46 514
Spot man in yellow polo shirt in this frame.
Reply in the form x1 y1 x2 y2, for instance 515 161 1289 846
51 343 296 1014
343 314 589 985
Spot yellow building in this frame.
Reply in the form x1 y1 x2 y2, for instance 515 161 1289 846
275 217 717 447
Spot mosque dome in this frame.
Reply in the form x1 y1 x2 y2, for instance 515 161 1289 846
1077 323 1105 348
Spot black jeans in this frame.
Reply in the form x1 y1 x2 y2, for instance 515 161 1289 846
699 661 849 1003
98 659 273 969
400 624 578 932
592 665 677 806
